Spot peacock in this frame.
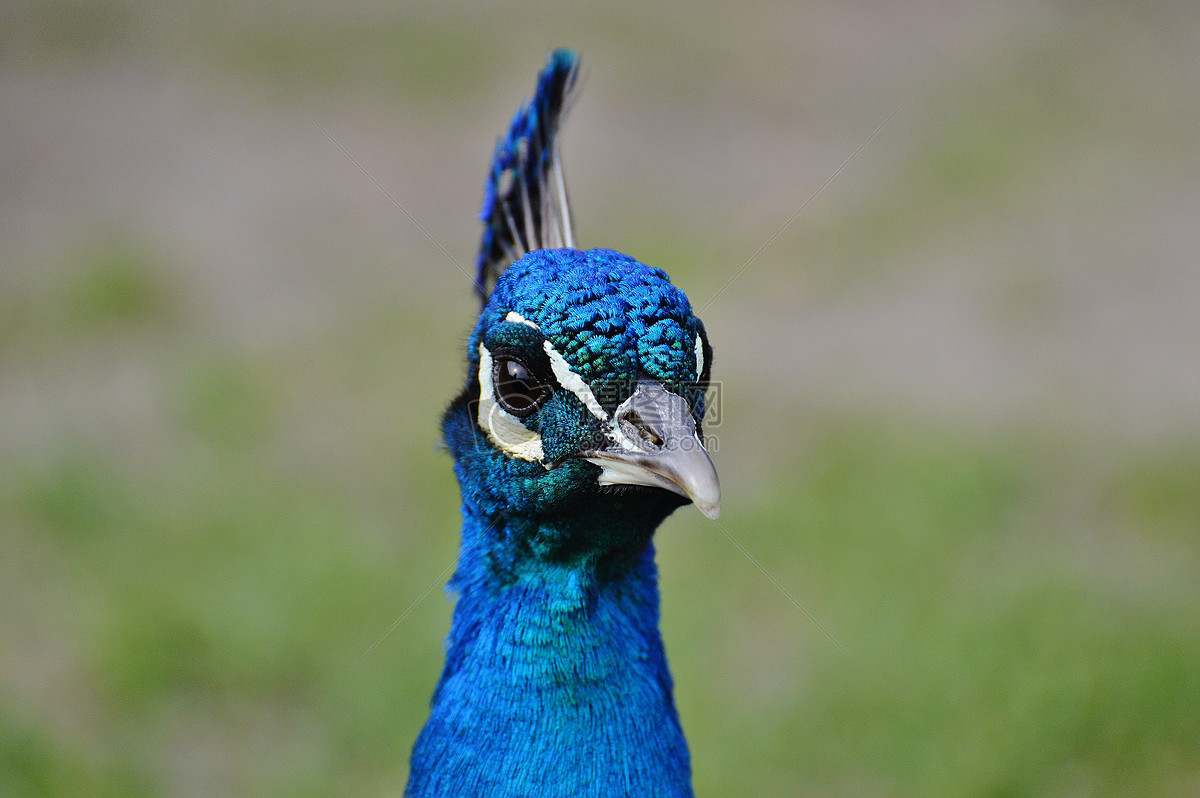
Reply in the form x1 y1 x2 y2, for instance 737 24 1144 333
405 49 719 798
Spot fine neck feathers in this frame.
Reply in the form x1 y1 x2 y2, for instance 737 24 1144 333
407 508 693 798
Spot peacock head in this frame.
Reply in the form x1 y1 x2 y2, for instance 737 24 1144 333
446 247 719 551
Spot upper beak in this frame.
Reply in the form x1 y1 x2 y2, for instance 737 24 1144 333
583 379 721 519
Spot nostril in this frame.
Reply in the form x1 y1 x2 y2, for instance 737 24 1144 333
622 410 664 448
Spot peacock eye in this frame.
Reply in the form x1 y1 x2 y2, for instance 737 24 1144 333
493 356 553 417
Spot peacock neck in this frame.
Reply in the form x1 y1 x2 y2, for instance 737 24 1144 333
448 506 667 683
406 505 694 798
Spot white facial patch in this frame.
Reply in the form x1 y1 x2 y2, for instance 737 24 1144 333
541 341 658 453
543 340 608 422
505 311 541 330
477 344 545 462
694 333 705 380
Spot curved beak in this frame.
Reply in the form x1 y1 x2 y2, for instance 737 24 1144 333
583 379 721 519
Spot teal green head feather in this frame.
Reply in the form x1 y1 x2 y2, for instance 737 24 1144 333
406 50 718 798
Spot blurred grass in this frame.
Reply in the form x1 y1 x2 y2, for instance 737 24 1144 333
0 228 464 796
663 420 1200 797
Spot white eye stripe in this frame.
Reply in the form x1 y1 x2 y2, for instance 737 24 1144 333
477 344 545 462
540 341 649 454
543 340 609 422
504 311 541 330
694 333 705 380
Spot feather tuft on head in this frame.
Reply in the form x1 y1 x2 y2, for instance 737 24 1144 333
475 49 580 305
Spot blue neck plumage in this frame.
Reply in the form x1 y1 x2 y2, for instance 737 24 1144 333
444 507 668 693
405 408 694 798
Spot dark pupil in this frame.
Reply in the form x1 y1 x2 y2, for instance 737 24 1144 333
495 358 549 414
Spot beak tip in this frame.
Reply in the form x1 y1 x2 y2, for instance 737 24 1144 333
697 501 721 520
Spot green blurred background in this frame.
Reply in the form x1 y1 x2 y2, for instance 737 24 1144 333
2 2 1198 796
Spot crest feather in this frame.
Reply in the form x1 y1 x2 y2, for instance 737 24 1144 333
475 49 580 305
